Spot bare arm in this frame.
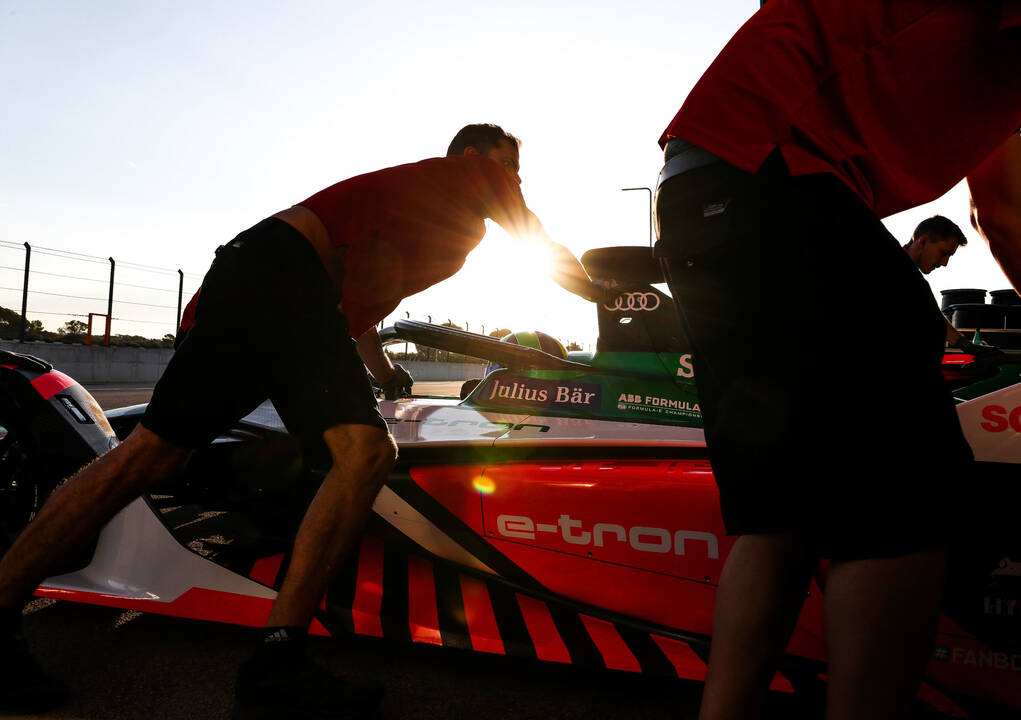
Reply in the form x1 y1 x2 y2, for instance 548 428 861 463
494 206 603 303
355 328 394 383
545 237 604 303
967 132 1021 293
944 316 963 347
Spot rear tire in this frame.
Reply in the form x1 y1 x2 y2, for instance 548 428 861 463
0 395 71 552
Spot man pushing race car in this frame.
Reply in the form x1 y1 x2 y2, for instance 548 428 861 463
0 123 606 719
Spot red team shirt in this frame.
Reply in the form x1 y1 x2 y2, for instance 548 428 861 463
660 0 1021 219
301 155 527 337
180 155 527 340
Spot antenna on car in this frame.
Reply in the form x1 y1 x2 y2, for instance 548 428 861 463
621 187 653 249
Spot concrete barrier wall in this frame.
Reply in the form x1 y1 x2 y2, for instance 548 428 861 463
0 340 485 384
0 340 174 384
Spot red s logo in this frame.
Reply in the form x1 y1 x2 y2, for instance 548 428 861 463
978 405 1021 433
981 405 1008 432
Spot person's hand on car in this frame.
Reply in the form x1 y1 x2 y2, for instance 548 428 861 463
951 335 1004 359
593 279 651 308
376 363 414 400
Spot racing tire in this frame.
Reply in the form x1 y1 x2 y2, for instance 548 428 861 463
0 394 73 553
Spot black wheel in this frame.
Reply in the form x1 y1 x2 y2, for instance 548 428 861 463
0 396 66 551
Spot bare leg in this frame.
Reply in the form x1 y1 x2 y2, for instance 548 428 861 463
0 424 190 609
266 424 396 628
823 548 946 720
698 534 815 720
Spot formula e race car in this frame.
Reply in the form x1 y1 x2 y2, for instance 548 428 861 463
1 246 1019 718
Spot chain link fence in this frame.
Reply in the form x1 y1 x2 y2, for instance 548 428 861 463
0 240 593 353
0 240 203 346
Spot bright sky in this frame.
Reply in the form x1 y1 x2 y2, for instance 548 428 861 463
0 1 1009 347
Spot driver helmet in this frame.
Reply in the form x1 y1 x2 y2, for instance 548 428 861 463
485 330 567 375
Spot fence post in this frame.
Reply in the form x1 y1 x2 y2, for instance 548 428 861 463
106 257 115 347
176 269 184 336
19 242 31 342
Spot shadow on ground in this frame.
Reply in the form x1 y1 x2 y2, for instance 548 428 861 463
21 599 820 720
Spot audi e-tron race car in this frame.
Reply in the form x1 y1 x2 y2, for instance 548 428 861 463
0 246 1019 717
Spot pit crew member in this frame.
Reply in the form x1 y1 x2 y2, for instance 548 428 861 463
654 2 1020 719
901 214 977 349
0 123 604 718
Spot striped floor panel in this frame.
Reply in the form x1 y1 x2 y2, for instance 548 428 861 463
293 535 715 682
238 536 968 715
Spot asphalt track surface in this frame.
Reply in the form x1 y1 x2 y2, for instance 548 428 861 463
18 598 818 720
9 384 819 720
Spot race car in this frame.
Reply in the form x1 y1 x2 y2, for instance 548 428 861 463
0 245 1018 718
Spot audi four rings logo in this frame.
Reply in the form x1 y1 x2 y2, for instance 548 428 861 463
604 292 660 312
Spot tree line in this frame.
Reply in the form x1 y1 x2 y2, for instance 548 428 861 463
0 307 175 349
0 309 582 356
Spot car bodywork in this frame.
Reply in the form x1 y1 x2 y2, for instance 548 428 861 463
0 246 1018 718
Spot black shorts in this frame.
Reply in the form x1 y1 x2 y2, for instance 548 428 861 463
655 150 974 560
142 218 386 454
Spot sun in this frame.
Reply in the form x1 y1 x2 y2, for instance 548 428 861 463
449 226 560 331
386 222 598 350
468 228 552 279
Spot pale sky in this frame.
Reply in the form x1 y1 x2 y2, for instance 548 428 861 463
0 1 1009 347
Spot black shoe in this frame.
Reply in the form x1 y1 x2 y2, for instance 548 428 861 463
0 627 69 713
233 647 383 720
